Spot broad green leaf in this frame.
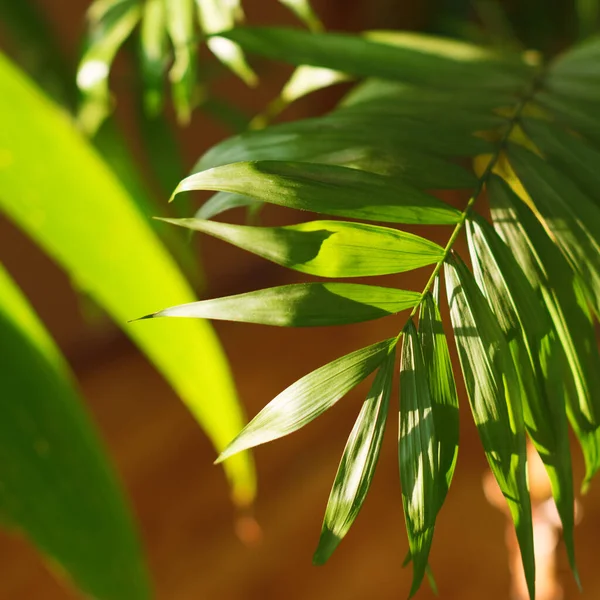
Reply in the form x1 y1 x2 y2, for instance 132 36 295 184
196 0 257 86
142 283 420 326
444 252 535 600
173 161 462 225
195 191 261 220
0 264 150 600
521 116 600 208
507 143 600 318
166 0 197 124
418 279 459 512
278 0 323 32
216 338 395 463
195 117 480 188
466 215 577 579
77 0 142 134
488 174 600 489
0 52 254 505
140 0 169 115
314 348 395 564
399 319 439 598
220 27 531 90
159 217 445 277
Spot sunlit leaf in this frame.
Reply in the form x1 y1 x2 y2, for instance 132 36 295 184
0 264 150 600
77 0 142 134
314 348 395 563
278 0 323 32
445 252 535 600
466 214 577 579
488 174 600 489
159 217 445 277
172 161 462 225
0 51 254 505
217 338 395 463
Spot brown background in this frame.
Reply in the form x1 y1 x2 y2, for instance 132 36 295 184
1 1 600 598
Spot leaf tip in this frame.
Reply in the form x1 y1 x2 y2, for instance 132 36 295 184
312 529 341 566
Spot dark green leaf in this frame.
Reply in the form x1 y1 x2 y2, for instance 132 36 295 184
488 174 600 489
195 191 261 220
216 338 396 462
399 319 439 598
444 252 535 600
159 217 445 277
0 264 150 600
220 27 531 90
466 214 577 579
140 0 168 115
144 283 420 326
173 161 462 225
507 143 600 318
314 348 395 564
419 279 459 512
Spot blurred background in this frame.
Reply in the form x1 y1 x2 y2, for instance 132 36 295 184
1 0 600 598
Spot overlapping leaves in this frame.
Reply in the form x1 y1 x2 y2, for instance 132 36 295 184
144 25 600 600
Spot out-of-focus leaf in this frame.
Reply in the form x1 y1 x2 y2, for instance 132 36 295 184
159 217 445 277
220 27 532 90
195 117 480 187
142 283 420 326
399 319 439 597
507 143 600 318
576 0 600 39
466 214 577 579
488 174 600 489
314 347 395 564
521 116 600 208
0 264 150 600
166 0 197 124
445 252 535 600
216 338 395 463
196 0 257 86
77 0 142 135
172 161 462 225
0 52 254 505
418 279 459 512
278 0 323 32
195 191 261 220
140 0 169 115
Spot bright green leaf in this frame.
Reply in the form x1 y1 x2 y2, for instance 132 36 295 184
143 282 420 326
278 0 323 32
216 338 395 463
0 51 254 505
314 348 395 563
159 217 445 277
195 191 261 220
445 252 535 600
173 161 462 225
0 264 150 600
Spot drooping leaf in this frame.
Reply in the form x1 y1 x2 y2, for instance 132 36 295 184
216 338 396 463
314 347 395 564
140 0 169 115
507 142 600 318
77 0 142 134
196 0 257 86
195 191 261 220
399 319 439 598
466 214 577 579
220 27 532 90
444 252 535 600
194 117 480 188
143 283 420 326
172 161 462 225
0 264 150 600
0 51 254 505
488 174 600 489
166 0 197 124
418 278 459 512
159 217 445 277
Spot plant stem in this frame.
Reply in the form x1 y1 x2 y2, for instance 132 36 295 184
406 70 544 322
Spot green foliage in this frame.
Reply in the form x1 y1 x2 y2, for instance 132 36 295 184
148 24 600 599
